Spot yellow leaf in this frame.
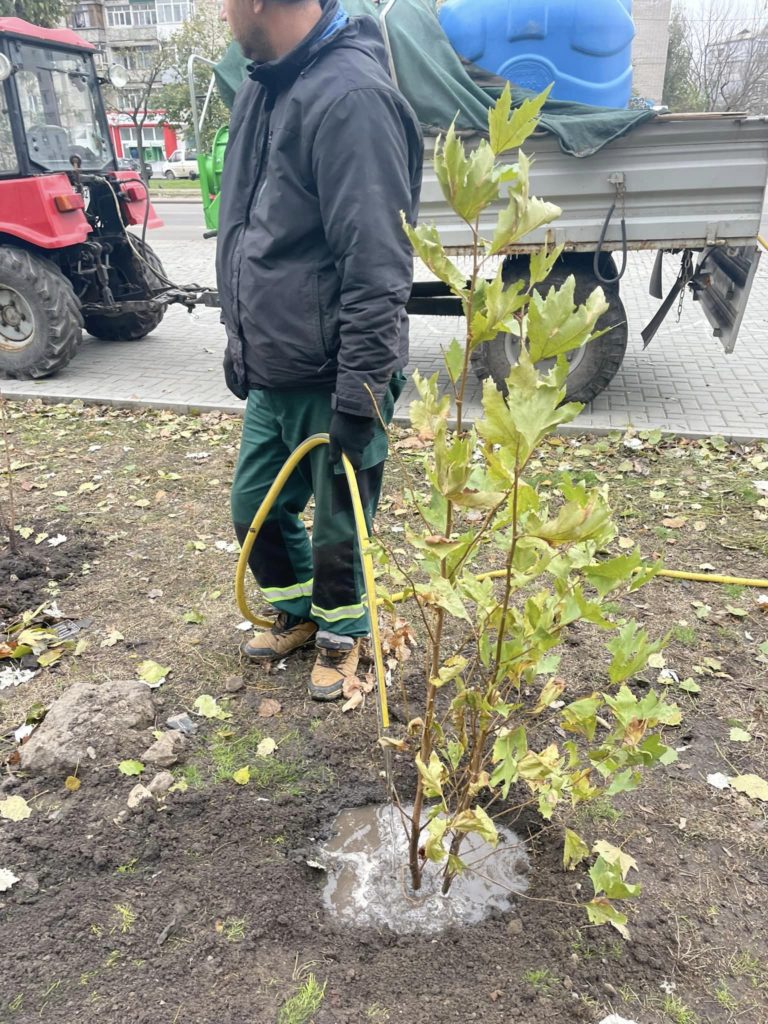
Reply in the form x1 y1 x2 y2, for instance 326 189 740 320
0 795 32 821
256 738 277 758
693 521 706 532
730 774 768 801
617 537 634 550
65 775 81 792
592 839 638 878
232 766 250 785
662 517 687 529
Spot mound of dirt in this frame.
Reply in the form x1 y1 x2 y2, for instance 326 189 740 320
0 527 95 619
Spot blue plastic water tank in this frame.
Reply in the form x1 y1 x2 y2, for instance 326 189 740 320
439 0 635 109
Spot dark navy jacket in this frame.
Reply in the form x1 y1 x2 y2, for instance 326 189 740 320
216 0 423 416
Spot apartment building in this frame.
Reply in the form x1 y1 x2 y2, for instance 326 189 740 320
633 0 673 102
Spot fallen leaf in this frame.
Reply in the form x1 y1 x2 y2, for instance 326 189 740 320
118 760 145 777
662 517 687 529
342 690 364 713
729 727 751 743
133 498 151 509
147 589 163 600
617 537 634 550
183 610 204 625
65 775 81 792
725 606 748 619
137 660 170 687
342 676 362 700
678 678 701 694
648 652 666 669
693 521 706 532
193 694 231 720
100 629 124 648
730 774 768 801
0 868 20 892
257 699 281 718
232 766 250 785
0 795 32 821
256 737 277 758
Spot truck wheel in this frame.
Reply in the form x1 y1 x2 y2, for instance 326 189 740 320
472 253 629 404
0 247 83 379
164 169 175 180
83 239 166 342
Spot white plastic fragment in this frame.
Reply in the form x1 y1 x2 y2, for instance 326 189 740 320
0 666 38 691
596 1017 640 1024
707 772 731 790
0 868 20 892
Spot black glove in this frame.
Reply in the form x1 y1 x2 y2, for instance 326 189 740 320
328 411 375 470
223 350 248 401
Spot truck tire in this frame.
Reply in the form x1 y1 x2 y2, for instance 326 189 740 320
472 253 629 404
83 239 166 342
0 247 83 380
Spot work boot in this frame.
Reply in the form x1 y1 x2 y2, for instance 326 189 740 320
308 632 361 702
240 613 317 661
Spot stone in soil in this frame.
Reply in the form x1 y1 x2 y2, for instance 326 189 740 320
320 804 530 935
147 771 175 795
141 730 186 767
166 712 198 735
19 680 155 776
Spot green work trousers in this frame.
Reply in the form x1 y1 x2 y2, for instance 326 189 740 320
231 375 404 637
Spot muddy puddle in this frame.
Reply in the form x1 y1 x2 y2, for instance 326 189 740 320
320 804 530 934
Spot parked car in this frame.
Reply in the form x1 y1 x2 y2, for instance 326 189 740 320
116 157 154 179
161 148 198 179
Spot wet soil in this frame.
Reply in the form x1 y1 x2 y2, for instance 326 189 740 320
0 527 95 620
0 403 767 1024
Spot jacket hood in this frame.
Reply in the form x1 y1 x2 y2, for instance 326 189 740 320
248 0 391 92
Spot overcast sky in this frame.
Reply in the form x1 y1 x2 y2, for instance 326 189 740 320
676 0 768 16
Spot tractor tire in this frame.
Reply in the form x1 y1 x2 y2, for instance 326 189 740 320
83 239 166 342
0 247 83 380
471 253 629 405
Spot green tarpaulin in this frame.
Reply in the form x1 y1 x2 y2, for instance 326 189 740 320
214 0 655 158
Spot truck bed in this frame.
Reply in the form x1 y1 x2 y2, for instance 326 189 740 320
422 115 768 255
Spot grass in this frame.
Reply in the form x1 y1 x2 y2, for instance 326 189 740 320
523 967 557 993
662 994 698 1024
277 975 327 1024
575 795 622 826
148 178 200 191
112 903 137 934
221 917 246 942
714 982 738 1010
673 624 697 645
209 727 305 792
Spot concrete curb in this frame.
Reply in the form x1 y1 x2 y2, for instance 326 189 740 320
3 389 766 442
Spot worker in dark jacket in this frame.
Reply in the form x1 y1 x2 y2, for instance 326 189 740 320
217 0 423 700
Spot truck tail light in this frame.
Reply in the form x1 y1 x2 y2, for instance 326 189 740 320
54 193 86 213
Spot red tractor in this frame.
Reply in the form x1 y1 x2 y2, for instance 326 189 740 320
0 18 198 379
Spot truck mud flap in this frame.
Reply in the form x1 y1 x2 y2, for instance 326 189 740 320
692 244 762 353
642 245 761 351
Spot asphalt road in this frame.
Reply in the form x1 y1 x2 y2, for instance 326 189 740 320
153 201 211 242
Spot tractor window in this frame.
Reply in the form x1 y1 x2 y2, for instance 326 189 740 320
0 85 17 175
10 42 110 172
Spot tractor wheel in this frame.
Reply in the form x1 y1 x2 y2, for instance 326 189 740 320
0 247 83 379
83 239 166 342
471 253 628 405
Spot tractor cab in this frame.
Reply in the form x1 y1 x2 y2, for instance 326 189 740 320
0 18 116 178
0 19 211 381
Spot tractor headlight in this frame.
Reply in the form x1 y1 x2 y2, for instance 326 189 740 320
0 54 13 82
108 63 128 89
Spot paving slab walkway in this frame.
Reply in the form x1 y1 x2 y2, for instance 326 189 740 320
2 236 767 440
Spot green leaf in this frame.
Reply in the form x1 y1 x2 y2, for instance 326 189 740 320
583 550 660 598
488 83 551 155
526 276 610 364
118 760 144 777
489 181 562 255
416 575 471 622
193 694 232 720
585 897 630 940
605 768 641 796
424 815 449 862
402 219 466 295
606 622 665 684
592 840 637 878
183 610 204 625
137 660 170 687
528 242 564 289
415 751 447 799
443 338 465 384
232 766 250 785
729 727 752 743
561 695 601 741
431 655 468 689
589 855 641 900
477 354 581 466
678 677 701 694
563 828 589 870
434 127 501 222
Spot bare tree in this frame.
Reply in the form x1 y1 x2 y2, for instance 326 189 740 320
106 43 175 180
682 1 768 113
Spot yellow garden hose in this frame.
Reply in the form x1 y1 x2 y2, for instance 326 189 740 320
235 434 391 732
